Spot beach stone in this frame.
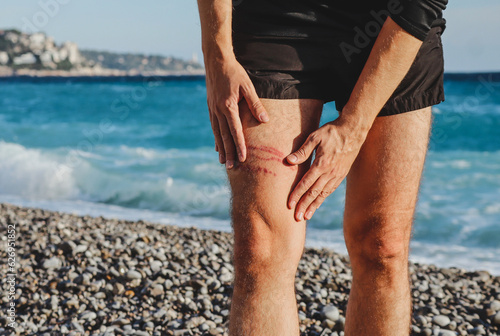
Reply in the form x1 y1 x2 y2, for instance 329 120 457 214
43 257 62 269
70 321 84 332
74 244 88 254
144 321 155 330
492 312 500 326
65 298 80 309
126 269 142 280
322 305 340 322
209 328 224 336
113 283 125 295
150 260 163 272
415 315 428 326
186 316 206 328
411 325 421 334
59 241 76 254
134 332 150 336
111 318 130 326
337 316 345 331
470 325 486 335
438 330 457 336
79 311 97 321
149 284 164 297
433 315 451 327
422 328 432 336
153 308 167 319
490 300 500 312
211 244 220 254
323 319 336 329
164 279 173 290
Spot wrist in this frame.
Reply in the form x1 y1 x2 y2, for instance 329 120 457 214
338 106 373 140
202 43 235 64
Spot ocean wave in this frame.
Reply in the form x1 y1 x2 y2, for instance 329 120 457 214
0 141 230 218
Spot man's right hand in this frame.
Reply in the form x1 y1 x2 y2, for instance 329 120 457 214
205 55 269 169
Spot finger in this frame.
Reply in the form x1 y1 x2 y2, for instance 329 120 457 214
208 108 219 153
212 113 225 163
241 83 269 123
218 116 237 169
224 104 247 162
286 133 320 165
295 175 330 221
304 179 337 220
288 167 323 211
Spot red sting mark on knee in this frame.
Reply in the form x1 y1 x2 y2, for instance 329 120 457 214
247 145 285 157
237 164 278 176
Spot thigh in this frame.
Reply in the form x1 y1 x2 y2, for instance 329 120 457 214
343 108 432 253
228 98 323 263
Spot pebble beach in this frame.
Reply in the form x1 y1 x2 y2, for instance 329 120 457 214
1 203 499 336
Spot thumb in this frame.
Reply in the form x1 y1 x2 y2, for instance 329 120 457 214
241 84 269 123
287 134 319 165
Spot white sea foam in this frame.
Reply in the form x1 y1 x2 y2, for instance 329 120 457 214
0 141 79 200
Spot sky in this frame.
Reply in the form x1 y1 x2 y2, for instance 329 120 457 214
0 0 499 72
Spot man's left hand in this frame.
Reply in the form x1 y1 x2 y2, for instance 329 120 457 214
286 116 368 221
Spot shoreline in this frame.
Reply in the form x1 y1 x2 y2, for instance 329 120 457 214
0 67 205 81
1 70 500 82
1 202 499 335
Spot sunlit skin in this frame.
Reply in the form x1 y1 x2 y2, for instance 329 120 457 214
198 0 429 334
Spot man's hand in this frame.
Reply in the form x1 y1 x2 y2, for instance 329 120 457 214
205 55 269 169
286 116 368 221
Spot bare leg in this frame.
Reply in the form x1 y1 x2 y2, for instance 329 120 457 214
227 98 323 336
343 107 432 335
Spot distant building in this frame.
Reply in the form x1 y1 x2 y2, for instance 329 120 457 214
13 53 36 65
0 51 9 65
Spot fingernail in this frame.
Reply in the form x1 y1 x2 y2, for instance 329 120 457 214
305 211 313 220
297 212 304 221
219 153 224 163
238 153 245 162
226 160 234 169
288 154 297 163
289 201 296 209
259 113 269 122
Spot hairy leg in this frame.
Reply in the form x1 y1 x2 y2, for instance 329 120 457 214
227 98 323 336
343 107 432 335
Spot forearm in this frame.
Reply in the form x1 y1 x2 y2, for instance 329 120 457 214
341 17 423 135
197 0 234 61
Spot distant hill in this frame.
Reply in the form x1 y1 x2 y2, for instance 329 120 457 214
0 29 203 76
80 50 202 73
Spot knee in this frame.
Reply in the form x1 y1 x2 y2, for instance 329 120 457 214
231 209 303 284
344 215 410 271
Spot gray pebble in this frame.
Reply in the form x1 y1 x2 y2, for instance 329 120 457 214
433 315 451 327
322 304 340 322
493 312 500 326
126 269 142 280
43 257 62 269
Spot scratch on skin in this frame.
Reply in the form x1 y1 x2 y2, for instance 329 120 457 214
237 164 277 176
234 144 297 176
247 145 285 157
247 145 296 170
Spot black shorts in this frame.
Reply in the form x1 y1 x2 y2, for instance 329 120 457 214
232 0 445 117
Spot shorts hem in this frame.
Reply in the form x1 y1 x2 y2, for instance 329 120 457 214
377 87 445 117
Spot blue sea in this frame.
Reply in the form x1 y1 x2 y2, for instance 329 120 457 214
1 75 499 274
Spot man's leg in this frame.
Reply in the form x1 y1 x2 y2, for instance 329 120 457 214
227 98 323 336
343 107 432 335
